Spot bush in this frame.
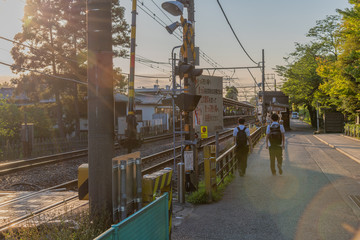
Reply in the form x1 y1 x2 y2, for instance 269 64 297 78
2 209 111 240
187 173 235 204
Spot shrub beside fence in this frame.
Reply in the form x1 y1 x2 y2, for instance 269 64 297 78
344 124 360 138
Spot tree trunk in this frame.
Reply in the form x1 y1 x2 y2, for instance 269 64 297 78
49 25 65 138
307 104 317 129
74 83 80 139
55 89 65 138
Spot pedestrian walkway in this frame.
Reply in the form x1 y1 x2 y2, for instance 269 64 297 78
314 133 360 164
172 121 360 240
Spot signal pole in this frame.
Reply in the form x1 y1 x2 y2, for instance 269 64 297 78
262 49 266 124
87 0 114 220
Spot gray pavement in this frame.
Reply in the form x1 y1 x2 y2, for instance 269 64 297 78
172 120 360 240
314 133 360 164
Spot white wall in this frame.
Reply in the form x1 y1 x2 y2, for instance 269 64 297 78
137 105 156 121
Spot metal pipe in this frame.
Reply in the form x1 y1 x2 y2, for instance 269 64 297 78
177 163 185 203
135 158 142 210
172 46 181 174
120 160 127 220
112 163 119 223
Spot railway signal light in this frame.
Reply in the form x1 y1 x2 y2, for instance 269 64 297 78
174 93 201 112
175 62 203 80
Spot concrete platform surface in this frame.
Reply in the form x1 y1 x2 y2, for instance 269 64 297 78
171 120 360 240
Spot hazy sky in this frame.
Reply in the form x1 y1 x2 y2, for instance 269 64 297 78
0 0 352 97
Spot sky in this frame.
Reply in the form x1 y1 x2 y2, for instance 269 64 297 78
0 0 352 100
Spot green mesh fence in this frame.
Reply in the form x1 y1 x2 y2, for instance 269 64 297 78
95 193 169 240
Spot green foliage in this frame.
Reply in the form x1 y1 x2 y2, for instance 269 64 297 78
278 4 360 122
315 2 360 118
225 86 238 101
187 173 235 204
344 123 360 139
20 105 54 138
3 209 111 240
11 0 130 137
0 97 22 141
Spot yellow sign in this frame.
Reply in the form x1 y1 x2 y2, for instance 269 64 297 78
201 126 208 139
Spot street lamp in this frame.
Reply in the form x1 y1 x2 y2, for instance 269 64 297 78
161 1 184 16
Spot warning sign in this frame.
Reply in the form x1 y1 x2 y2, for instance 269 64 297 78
201 126 208 139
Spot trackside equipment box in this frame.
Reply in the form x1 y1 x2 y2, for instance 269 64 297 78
78 163 89 200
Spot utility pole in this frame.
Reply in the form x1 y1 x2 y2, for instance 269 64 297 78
261 49 266 124
186 0 198 191
125 0 140 153
87 0 114 220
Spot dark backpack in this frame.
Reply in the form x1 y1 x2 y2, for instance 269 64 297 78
236 127 247 147
269 124 282 146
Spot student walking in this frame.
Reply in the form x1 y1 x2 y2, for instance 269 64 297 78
233 118 253 177
265 113 286 175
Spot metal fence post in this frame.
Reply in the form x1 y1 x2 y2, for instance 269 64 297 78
135 158 142 210
120 160 127 220
215 131 219 158
177 163 185 203
204 145 212 202
112 162 119 223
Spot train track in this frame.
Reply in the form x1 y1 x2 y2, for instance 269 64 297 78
0 180 81 232
0 130 233 176
0 127 261 233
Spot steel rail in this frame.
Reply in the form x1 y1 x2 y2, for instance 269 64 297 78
0 130 234 176
0 196 87 232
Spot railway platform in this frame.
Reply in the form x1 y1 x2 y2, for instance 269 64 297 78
171 120 360 240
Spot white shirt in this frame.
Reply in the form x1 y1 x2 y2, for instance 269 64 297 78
233 124 251 145
266 122 285 146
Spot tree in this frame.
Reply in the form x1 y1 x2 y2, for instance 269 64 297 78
276 43 326 128
276 15 341 128
11 0 130 137
225 86 238 101
316 2 360 120
20 105 54 138
0 98 22 142
307 15 341 59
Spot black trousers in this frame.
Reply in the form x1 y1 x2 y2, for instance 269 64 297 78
235 145 249 174
269 145 283 174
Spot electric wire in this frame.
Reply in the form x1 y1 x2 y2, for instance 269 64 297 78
135 0 231 79
216 0 258 65
0 36 79 64
150 0 173 23
0 61 87 85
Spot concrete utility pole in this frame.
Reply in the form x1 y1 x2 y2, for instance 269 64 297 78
87 0 114 219
261 49 266 124
185 0 198 191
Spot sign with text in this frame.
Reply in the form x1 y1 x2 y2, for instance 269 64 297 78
194 76 224 134
201 126 208 139
184 151 194 171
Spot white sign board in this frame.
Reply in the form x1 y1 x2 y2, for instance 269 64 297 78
184 151 194 171
194 75 224 133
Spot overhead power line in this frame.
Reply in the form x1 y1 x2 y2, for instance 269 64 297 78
0 36 79 64
216 0 258 65
0 61 87 85
135 0 232 79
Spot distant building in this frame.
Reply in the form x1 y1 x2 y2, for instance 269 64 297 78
259 91 290 130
